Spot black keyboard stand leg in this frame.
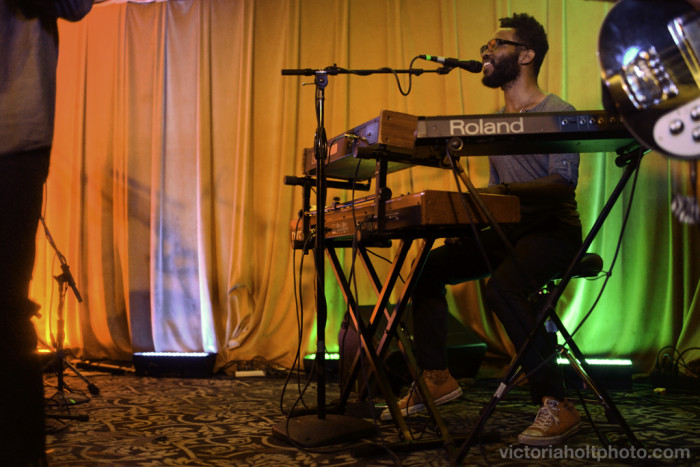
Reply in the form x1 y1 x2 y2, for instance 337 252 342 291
557 346 623 425
552 315 642 441
330 238 457 457
451 146 647 466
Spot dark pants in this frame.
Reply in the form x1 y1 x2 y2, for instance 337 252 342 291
0 148 51 465
411 219 581 403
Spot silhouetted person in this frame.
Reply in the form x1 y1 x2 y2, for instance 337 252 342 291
1 1 92 464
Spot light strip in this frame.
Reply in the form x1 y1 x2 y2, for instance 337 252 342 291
557 358 633 366
133 352 212 358
304 352 340 361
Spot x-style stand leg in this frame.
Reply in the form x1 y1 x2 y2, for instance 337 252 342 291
326 237 455 453
547 311 637 431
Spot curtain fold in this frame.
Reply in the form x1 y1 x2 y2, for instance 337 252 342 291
30 0 700 373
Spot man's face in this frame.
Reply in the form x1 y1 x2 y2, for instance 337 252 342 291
481 28 525 89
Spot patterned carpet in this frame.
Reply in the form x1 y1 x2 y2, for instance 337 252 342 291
43 363 700 466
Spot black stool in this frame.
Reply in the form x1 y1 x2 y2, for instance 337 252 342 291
538 252 603 345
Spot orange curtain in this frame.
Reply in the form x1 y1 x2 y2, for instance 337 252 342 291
31 0 700 373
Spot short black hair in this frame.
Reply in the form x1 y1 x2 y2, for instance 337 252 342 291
499 13 549 76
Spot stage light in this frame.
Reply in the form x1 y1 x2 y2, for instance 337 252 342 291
303 352 340 376
557 357 634 390
304 352 341 361
132 352 216 378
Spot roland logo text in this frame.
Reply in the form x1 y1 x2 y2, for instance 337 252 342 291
450 117 524 136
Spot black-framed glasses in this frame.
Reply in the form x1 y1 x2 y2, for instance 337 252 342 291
480 38 528 54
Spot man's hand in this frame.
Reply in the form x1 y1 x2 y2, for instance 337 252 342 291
478 174 577 210
477 184 508 195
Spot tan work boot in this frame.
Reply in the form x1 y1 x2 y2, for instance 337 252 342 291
518 396 581 446
380 368 462 421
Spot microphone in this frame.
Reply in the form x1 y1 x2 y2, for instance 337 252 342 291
419 55 483 73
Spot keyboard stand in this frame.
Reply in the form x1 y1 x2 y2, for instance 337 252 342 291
452 145 648 465
326 235 457 455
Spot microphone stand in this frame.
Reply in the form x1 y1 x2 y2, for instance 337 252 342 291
40 217 97 422
274 64 460 447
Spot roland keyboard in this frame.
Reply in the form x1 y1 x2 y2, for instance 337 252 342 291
416 111 636 156
303 110 637 180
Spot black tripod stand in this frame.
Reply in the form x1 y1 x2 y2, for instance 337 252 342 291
40 217 97 421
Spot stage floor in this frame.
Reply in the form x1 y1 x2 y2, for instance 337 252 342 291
44 366 700 466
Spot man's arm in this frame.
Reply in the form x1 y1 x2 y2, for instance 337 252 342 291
13 0 92 21
56 0 93 21
479 173 576 205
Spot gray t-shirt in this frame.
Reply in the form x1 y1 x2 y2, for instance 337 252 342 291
489 94 579 186
489 94 581 230
0 0 93 156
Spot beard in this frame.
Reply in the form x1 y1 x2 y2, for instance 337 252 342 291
482 52 521 88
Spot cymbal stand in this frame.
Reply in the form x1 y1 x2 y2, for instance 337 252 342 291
40 218 97 422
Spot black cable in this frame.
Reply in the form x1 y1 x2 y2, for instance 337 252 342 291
675 347 700 377
655 345 683 372
278 214 305 413
444 150 496 277
279 216 316 417
364 249 405 284
331 57 423 97
390 57 419 96
554 149 642 447
569 148 641 339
